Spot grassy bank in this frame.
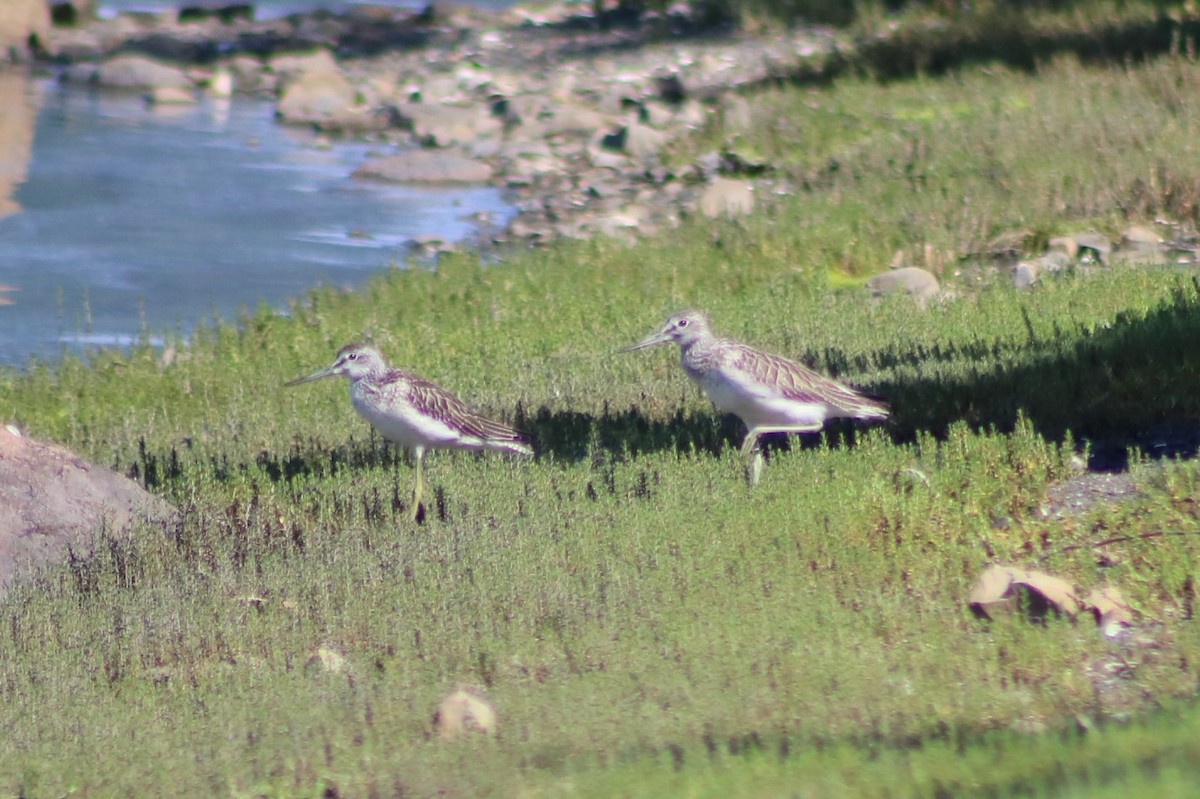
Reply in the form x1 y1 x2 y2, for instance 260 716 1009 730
3 37 1200 799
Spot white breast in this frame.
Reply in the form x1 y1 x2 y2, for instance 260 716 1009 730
351 385 476 450
698 368 829 430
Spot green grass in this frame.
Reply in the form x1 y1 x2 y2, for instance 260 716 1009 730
4 37 1200 799
677 54 1200 275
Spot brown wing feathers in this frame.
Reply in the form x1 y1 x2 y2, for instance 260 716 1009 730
404 373 526 444
729 344 888 418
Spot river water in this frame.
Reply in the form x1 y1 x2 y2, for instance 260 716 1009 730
98 0 514 19
0 73 514 367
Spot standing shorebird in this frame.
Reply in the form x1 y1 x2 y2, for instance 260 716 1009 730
286 343 532 521
624 311 888 474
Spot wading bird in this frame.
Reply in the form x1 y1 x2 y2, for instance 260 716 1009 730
624 311 887 479
287 343 532 521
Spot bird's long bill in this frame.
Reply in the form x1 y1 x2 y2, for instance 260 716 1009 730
284 365 338 387
621 328 671 353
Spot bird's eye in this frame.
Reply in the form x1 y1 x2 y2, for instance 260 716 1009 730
677 319 688 328
347 353 358 360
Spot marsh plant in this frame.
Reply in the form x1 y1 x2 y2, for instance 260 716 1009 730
4 26 1200 798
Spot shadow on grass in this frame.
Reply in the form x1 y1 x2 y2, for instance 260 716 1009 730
522 4 1200 86
514 403 744 461
239 407 750 489
515 274 1200 472
874 276 1200 470
128 277 1200 490
846 13 1200 83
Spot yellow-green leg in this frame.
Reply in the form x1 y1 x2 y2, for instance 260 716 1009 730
740 424 823 485
739 423 825 459
747 449 766 486
410 446 426 522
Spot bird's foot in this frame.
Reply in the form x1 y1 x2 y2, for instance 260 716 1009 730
410 491 426 524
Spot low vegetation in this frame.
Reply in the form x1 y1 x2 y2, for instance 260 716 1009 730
4 14 1200 799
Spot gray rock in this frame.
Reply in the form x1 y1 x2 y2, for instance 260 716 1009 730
61 14 146 55
61 61 100 85
269 49 340 91
1120 225 1161 248
392 103 502 147
507 154 560 180
145 85 196 105
866 267 941 302
416 73 462 104
1070 232 1112 264
276 68 359 124
978 229 1034 263
589 149 631 171
578 168 623 198
1047 236 1079 260
40 25 104 61
674 99 709 130
0 0 49 63
595 83 644 116
1114 224 1167 265
507 218 557 241
0 426 176 593
533 105 615 137
1036 251 1073 273
95 54 193 91
503 95 548 126
1013 261 1039 289
434 688 497 741
699 178 755 218
358 74 400 106
223 54 270 94
620 122 668 159
467 137 503 159
354 150 493 184
638 100 675 129
1113 247 1170 267
493 139 555 161
593 210 645 239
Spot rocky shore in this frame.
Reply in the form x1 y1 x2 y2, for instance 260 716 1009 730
4 1 1195 292
5 2 840 252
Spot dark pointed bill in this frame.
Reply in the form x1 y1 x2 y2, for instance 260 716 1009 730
621 328 672 353
284 365 339 387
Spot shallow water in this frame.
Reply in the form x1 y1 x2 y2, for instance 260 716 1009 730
98 0 512 20
0 76 514 367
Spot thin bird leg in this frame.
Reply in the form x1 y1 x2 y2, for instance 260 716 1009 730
410 446 426 522
747 450 766 487
739 424 824 459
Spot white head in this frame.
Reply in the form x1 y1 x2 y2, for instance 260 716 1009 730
624 310 713 352
286 343 388 385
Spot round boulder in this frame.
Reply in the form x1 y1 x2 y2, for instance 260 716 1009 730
95 54 193 91
866 267 941 303
0 425 176 592
434 687 496 741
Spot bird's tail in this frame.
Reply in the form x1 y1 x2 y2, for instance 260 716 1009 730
489 438 534 456
854 397 890 421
